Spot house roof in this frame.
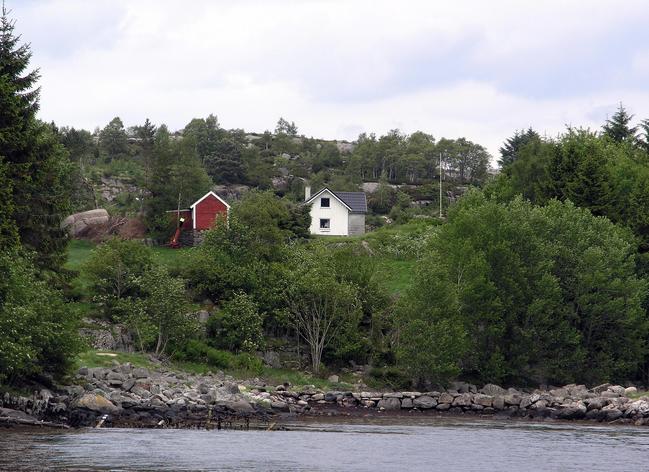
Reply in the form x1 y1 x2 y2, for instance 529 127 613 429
305 187 367 213
190 190 231 209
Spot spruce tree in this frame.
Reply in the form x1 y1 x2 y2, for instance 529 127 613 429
498 128 540 170
0 5 72 271
602 103 637 143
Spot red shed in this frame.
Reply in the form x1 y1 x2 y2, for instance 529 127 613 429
167 191 230 247
191 191 230 230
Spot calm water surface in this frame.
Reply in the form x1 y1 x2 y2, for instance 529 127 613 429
1 417 648 471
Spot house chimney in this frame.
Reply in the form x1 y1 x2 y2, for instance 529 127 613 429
305 184 311 201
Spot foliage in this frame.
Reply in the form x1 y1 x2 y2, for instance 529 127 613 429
284 245 363 373
0 250 80 384
498 128 541 169
207 292 265 352
82 239 154 318
119 265 198 356
0 7 73 272
98 117 129 161
143 125 213 238
602 103 637 143
399 193 647 385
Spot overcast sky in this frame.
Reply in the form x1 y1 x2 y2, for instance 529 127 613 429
10 0 649 159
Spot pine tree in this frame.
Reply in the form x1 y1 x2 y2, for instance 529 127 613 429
498 128 540 169
638 119 649 155
602 103 637 143
0 5 72 271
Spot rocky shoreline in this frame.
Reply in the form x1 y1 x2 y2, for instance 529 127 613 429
2 362 649 429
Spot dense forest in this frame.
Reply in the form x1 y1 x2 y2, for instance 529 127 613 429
5 4 649 391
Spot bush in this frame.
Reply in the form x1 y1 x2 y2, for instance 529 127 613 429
367 366 411 390
82 238 153 319
0 251 80 384
206 292 265 352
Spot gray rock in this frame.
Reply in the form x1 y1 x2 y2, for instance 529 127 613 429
436 403 451 411
492 396 505 410
383 392 404 399
557 401 587 420
601 405 623 421
72 393 119 413
592 383 611 394
311 393 324 401
608 385 626 395
438 393 454 404
504 394 521 406
122 378 136 392
413 395 437 409
133 368 150 379
452 393 473 407
586 397 608 411
107 371 124 380
480 384 507 396
473 394 493 407
401 398 413 408
378 397 401 410
263 351 281 369
328 375 339 384
625 387 638 396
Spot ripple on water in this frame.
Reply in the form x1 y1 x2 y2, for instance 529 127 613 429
1 418 648 472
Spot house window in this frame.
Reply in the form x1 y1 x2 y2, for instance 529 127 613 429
321 197 330 208
319 218 330 231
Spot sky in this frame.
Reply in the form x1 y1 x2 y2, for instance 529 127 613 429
9 0 649 160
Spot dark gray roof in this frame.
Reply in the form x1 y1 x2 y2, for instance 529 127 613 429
332 191 367 213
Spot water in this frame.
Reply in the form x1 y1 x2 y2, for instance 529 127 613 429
1 417 648 471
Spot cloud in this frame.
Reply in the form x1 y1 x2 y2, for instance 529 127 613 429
8 0 649 159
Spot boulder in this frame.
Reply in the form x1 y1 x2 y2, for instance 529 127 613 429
328 375 340 384
601 405 623 421
383 392 404 399
133 368 150 379
73 394 119 413
61 209 109 236
625 400 649 417
401 398 413 408
438 393 454 404
436 403 451 411
504 394 521 406
413 395 437 409
480 384 507 396
586 397 608 411
378 397 401 410
492 396 505 410
452 393 473 407
263 351 281 369
608 385 626 395
473 394 493 407
556 402 587 420
591 383 610 394
625 387 638 396
223 399 255 414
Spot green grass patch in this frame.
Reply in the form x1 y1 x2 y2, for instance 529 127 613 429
75 350 156 370
373 257 417 295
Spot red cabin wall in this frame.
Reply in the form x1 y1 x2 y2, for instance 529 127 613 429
194 194 228 230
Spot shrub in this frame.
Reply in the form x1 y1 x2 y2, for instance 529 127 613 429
207 292 265 352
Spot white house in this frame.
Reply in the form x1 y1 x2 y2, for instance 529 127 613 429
304 186 367 236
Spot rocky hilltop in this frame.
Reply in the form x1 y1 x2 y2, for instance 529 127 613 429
2 362 649 429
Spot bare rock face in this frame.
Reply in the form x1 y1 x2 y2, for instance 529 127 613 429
61 209 109 236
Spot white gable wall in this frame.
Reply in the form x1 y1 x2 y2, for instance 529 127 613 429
308 189 350 236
